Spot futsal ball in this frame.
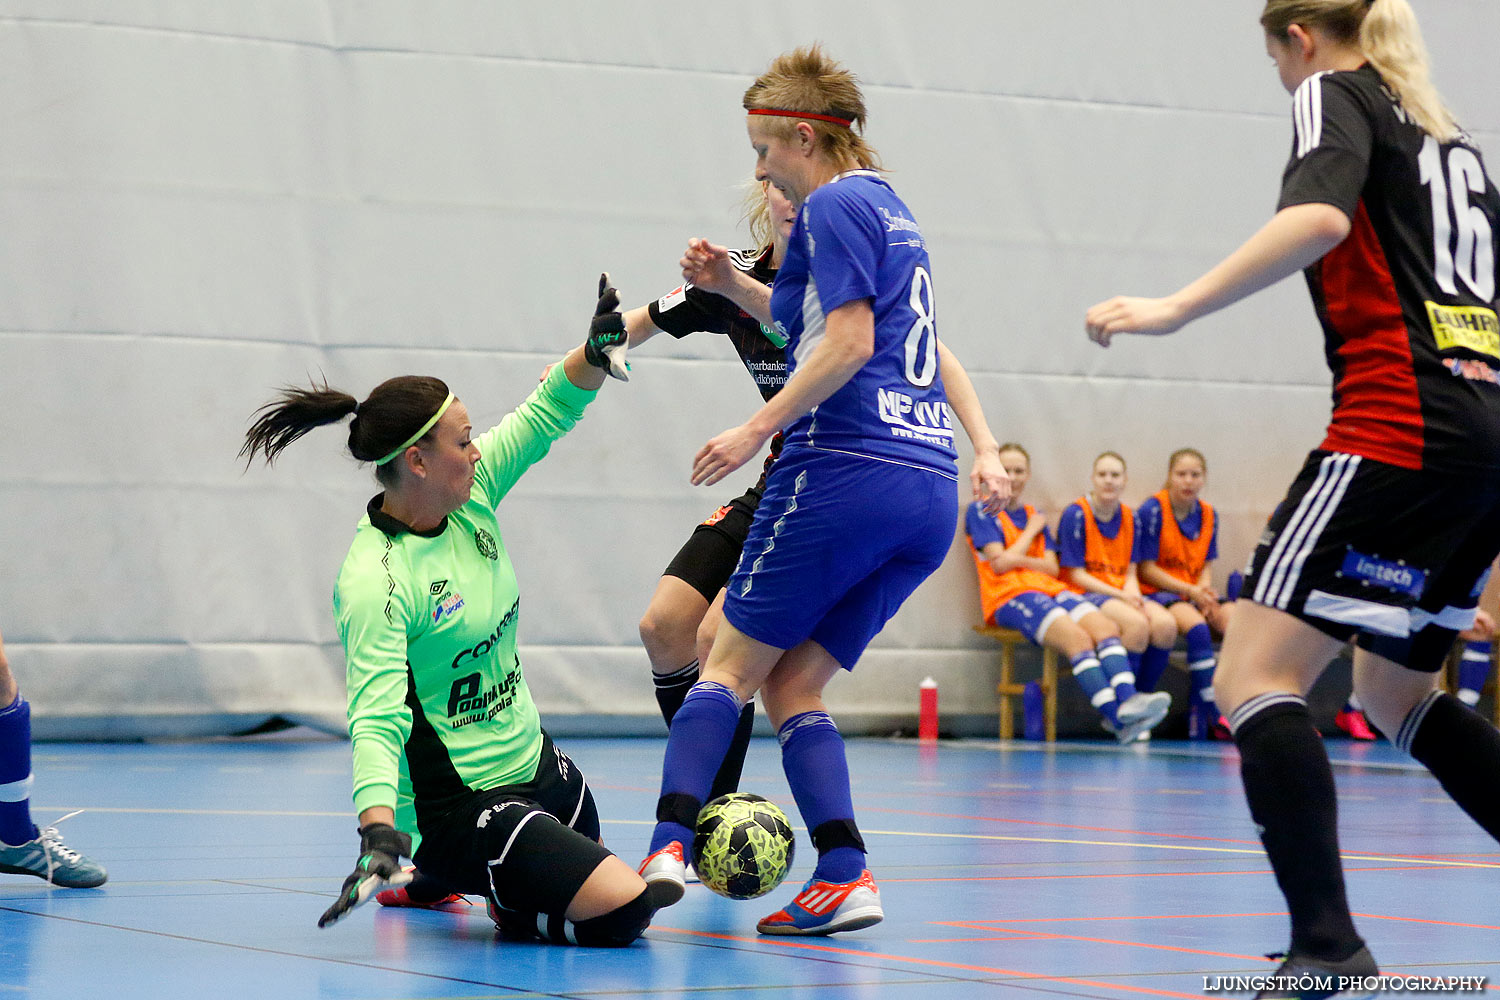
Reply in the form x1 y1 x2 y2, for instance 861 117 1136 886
692 793 796 900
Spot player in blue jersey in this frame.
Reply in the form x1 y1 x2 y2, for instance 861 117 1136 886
0 626 107 888
639 44 1007 937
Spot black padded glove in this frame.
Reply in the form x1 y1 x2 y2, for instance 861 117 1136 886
583 272 630 380
317 823 413 928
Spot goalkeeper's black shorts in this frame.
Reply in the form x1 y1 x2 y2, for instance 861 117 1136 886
412 731 611 916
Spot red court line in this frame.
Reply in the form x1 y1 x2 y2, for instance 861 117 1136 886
938 913 1284 926
1353 913 1500 931
652 925 1208 999
866 804 1490 868
909 936 1057 944
862 804 1264 847
882 864 1460 884
858 803 1488 869
923 921 1267 963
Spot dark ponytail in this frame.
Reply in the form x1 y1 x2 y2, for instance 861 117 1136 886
242 375 451 484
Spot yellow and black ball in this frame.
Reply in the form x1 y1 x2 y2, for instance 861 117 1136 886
692 793 795 900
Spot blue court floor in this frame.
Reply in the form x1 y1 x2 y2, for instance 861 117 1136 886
1 733 1496 999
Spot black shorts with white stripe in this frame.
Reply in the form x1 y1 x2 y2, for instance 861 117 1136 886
412 731 611 916
1242 450 1500 672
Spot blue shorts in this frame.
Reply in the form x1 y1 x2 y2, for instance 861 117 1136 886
723 448 958 669
1076 591 1114 609
991 590 1091 645
1146 591 1182 608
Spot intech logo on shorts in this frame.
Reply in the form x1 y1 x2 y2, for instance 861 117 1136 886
1340 547 1427 599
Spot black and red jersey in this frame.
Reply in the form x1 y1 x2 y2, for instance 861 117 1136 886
1279 64 1500 477
646 245 786 486
646 246 787 402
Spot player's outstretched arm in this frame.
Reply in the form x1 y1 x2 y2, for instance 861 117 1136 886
317 819 413 928
563 273 630 388
623 306 663 349
936 340 1008 513
680 238 773 325
1085 203 1350 347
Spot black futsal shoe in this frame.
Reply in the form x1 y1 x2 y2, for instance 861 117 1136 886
1253 946 1379 999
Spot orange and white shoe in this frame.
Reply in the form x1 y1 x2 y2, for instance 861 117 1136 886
375 866 473 912
756 870 883 936
637 842 687 907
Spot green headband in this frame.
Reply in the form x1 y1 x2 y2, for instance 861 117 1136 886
374 393 454 466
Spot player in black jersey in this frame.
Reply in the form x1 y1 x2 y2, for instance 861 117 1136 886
1087 0 1500 993
631 181 796 806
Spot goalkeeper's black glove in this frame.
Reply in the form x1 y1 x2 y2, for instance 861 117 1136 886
584 272 630 380
317 823 413 928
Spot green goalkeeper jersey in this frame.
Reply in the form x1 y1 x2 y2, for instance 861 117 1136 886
333 364 598 833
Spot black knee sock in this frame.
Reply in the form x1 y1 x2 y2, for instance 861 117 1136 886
1403 691 1500 841
707 702 755 801
652 660 699 728
1230 694 1363 961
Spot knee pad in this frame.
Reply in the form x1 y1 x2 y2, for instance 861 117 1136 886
570 888 654 947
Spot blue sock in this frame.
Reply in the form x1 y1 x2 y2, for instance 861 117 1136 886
1458 640 1492 707
1136 645 1172 693
1185 624 1217 708
1069 651 1119 725
650 682 742 853
0 695 37 846
779 712 864 883
1103 641 1139 702
1224 570 1244 602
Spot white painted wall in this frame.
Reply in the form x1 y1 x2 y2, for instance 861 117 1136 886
4 3 1497 736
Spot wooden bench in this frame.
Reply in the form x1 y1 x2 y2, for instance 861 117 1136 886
974 625 1058 741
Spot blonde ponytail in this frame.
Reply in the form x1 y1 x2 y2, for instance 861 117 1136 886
1261 0 1460 141
1359 0 1459 141
741 180 774 255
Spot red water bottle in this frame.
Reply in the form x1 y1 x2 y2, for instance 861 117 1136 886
918 677 939 741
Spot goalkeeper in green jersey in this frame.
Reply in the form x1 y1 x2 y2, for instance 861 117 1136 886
242 277 668 946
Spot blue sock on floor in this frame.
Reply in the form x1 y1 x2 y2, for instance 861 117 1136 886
0 694 37 846
1185 624 1217 707
779 712 864 884
650 681 743 853
1102 639 1139 702
1070 651 1120 725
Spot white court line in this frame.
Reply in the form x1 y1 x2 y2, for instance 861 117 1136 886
39 810 1492 870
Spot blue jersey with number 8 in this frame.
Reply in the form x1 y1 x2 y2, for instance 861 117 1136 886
769 169 959 478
